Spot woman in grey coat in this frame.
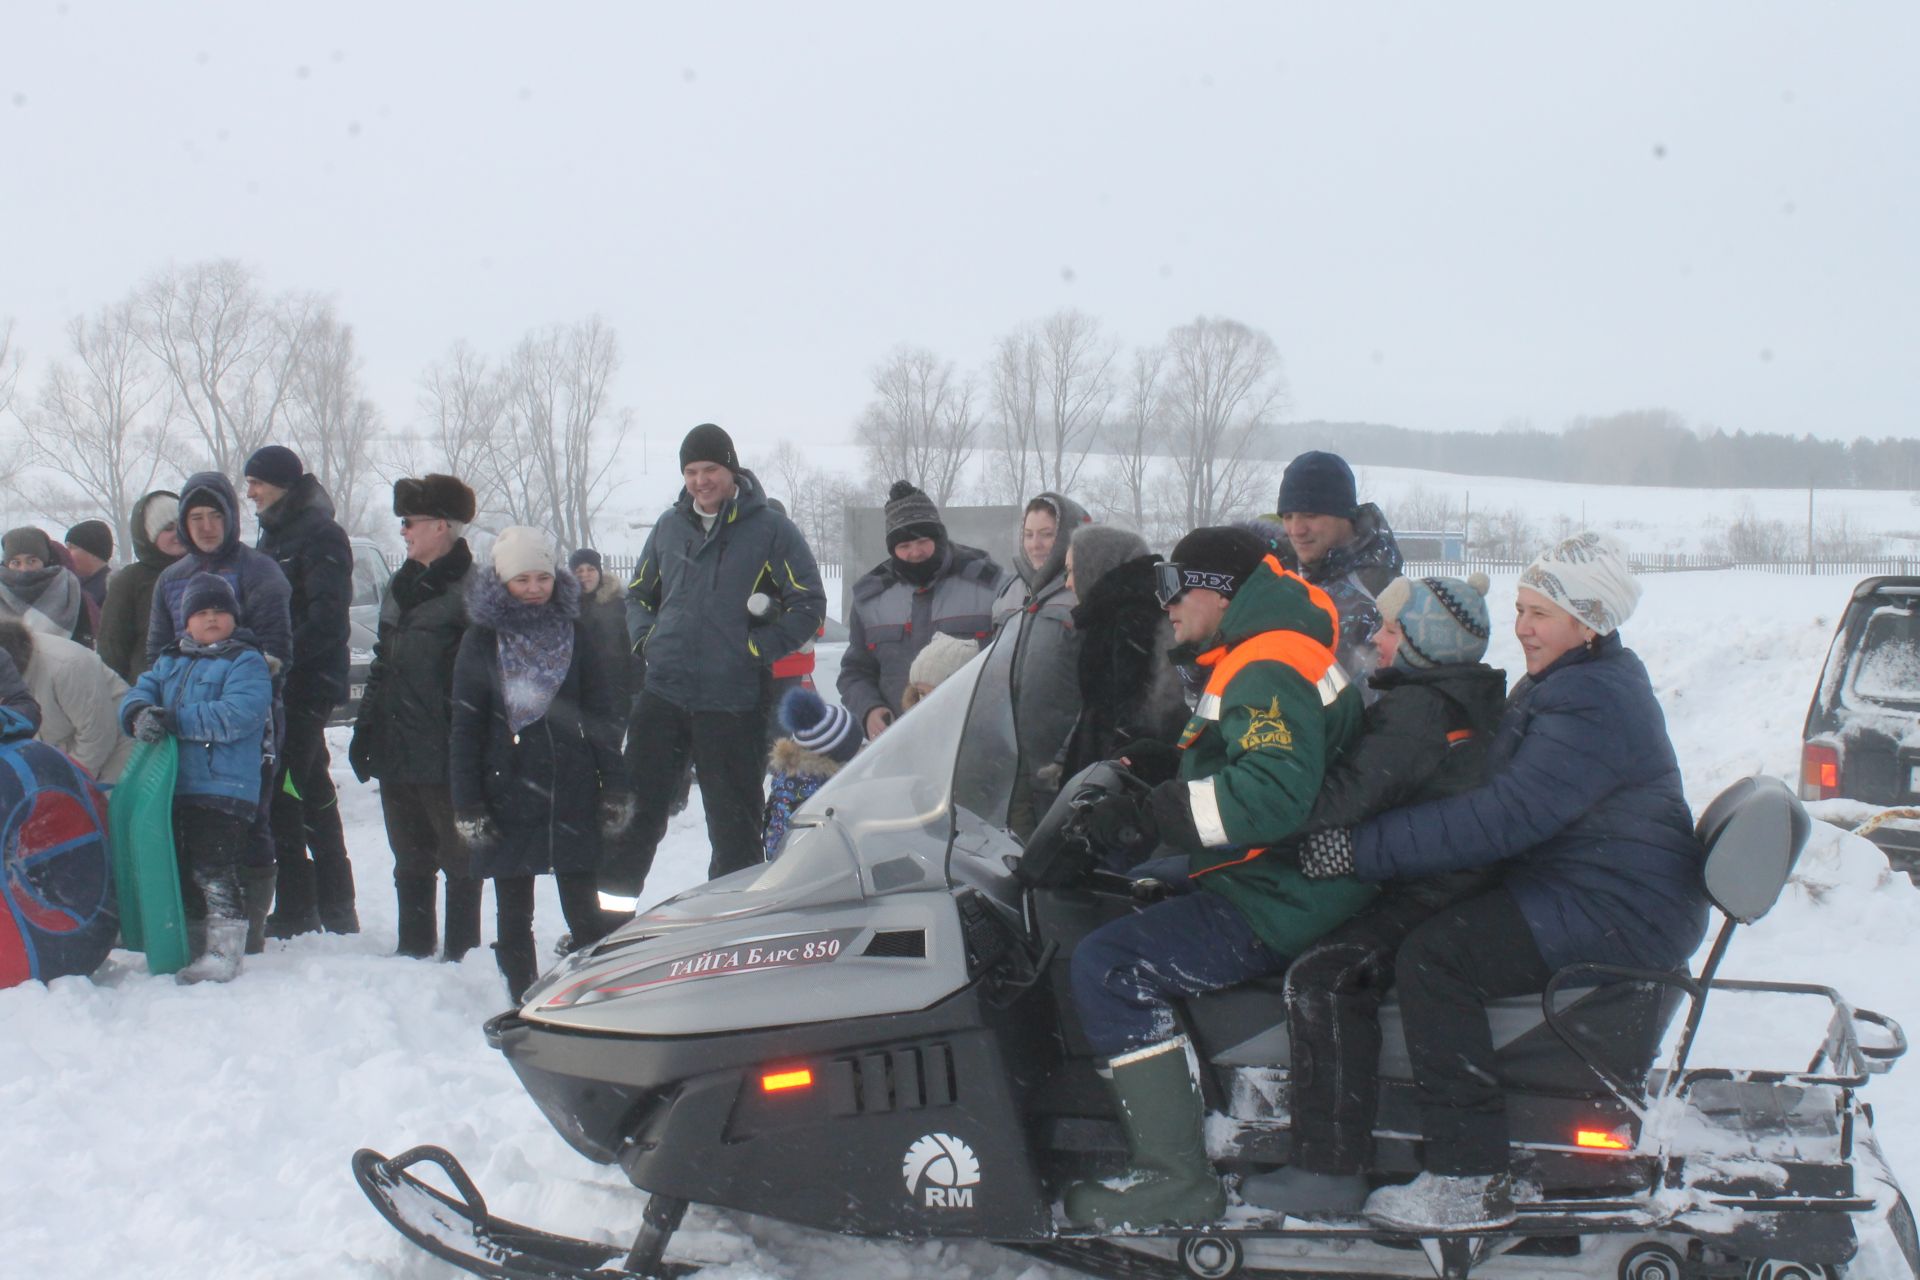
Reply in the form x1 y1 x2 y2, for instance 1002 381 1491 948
993 491 1092 832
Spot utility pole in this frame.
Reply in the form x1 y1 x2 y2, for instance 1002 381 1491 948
1807 486 1815 570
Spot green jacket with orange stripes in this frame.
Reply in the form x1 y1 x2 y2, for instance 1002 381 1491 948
1175 556 1377 955
624 468 826 714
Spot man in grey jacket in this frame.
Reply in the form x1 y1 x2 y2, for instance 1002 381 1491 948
612 424 826 899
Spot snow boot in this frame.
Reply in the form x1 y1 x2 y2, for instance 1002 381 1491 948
1238 1166 1370 1217
178 917 247 984
240 866 276 955
265 854 322 939
1363 1170 1516 1232
1063 1037 1226 1229
394 875 437 958
443 876 483 962
314 847 359 935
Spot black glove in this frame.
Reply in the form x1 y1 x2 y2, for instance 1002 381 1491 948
347 725 375 784
1086 790 1158 862
131 705 171 744
600 793 635 837
1142 780 1204 854
1297 826 1357 880
1112 738 1182 786
455 812 501 853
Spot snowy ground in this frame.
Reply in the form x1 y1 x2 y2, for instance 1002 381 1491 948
6 571 1920 1279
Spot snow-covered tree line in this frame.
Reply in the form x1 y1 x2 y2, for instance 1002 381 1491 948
0 261 631 555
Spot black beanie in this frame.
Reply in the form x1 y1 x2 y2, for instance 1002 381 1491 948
65 520 114 562
2 527 56 565
568 548 603 572
244 445 304 489
181 572 239 620
883 480 945 551
679 423 738 472
1278 450 1358 518
1168 526 1268 598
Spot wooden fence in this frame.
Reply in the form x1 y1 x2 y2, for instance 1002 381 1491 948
1402 556 1920 579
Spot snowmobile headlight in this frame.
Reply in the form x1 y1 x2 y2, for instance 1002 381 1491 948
1574 1128 1632 1150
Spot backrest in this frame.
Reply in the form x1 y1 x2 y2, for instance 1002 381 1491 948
1694 775 1812 924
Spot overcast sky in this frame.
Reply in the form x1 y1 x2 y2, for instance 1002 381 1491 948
5 1 1916 469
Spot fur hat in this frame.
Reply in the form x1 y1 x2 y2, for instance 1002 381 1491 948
884 480 944 550
64 520 114 562
491 526 556 581
1378 574 1492 669
1167 526 1268 599
679 422 738 473
1520 531 1641 636
779 687 860 765
243 445 303 489
568 548 603 573
2 527 55 565
181 572 239 619
392 473 477 523
1278 451 1358 518
908 632 980 690
1066 524 1148 601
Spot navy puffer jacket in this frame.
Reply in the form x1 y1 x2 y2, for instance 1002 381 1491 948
1351 632 1708 972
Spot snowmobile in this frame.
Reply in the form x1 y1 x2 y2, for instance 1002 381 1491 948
356 612 1920 1280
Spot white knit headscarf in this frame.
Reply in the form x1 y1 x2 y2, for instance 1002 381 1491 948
1518 532 1641 636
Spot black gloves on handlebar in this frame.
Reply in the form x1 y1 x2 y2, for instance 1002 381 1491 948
1086 780 1204 862
1112 739 1182 786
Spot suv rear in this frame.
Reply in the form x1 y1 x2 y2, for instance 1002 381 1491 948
1802 576 1920 873
331 539 394 726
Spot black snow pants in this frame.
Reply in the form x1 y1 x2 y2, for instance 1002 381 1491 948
608 687 768 897
175 804 251 924
268 697 356 931
1285 871 1497 1173
492 872 609 1002
1393 888 1552 1176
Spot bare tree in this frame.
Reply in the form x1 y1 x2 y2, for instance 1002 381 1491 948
137 260 317 476
1033 309 1117 494
489 317 631 550
1101 344 1165 531
984 329 1040 503
856 345 978 507
416 340 508 488
19 300 173 552
1160 316 1286 528
0 319 21 422
282 305 383 535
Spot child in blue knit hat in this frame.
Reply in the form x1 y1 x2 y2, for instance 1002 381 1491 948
762 687 861 861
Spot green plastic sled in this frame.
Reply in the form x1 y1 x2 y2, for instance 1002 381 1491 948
108 736 189 975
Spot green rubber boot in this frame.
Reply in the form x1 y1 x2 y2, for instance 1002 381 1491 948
1064 1037 1227 1229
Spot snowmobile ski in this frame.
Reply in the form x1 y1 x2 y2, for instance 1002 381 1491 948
351 1146 702 1280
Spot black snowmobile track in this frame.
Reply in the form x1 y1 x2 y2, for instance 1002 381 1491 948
352 1146 703 1280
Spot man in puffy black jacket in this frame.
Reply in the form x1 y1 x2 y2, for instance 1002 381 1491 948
245 446 358 938
613 425 825 897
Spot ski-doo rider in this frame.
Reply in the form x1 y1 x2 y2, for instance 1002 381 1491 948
348 474 485 964
1059 526 1377 1229
1260 450 1404 700
1237 574 1508 1218
1294 532 1708 1233
838 480 1005 741
992 490 1092 831
615 423 826 891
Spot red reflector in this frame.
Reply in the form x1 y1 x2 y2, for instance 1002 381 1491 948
1575 1129 1630 1150
1801 743 1841 799
761 1068 812 1093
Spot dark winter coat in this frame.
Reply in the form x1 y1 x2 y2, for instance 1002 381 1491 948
147 474 293 671
449 569 627 878
77 566 109 631
121 634 273 814
577 576 636 712
254 473 353 709
1265 504 1405 695
1352 632 1709 973
0 649 41 731
1177 556 1373 955
839 542 1005 728
625 468 826 714
98 491 183 683
1058 554 1188 778
349 539 472 786
762 737 845 861
992 492 1091 816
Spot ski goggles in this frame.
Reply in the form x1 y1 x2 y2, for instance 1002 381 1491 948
1153 562 1240 608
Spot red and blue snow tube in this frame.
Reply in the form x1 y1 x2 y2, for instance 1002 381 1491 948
0 714 116 989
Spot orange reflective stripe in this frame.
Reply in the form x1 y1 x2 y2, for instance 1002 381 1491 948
1446 728 1474 745
1190 846 1268 878
1262 554 1340 641
1202 630 1340 699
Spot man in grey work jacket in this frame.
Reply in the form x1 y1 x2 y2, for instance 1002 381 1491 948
611 423 826 900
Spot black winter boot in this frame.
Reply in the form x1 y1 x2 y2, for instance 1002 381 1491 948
442 877 484 962
309 803 359 934
266 853 322 939
1063 1037 1226 1228
239 866 276 955
394 875 437 958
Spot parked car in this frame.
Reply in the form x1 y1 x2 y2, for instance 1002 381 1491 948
330 538 395 727
1801 575 1920 875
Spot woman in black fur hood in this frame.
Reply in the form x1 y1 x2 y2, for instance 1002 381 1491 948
1056 525 1189 780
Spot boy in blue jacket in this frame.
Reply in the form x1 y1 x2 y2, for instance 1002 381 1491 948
121 574 274 984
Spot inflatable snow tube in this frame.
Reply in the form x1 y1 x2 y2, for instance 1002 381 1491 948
0 737 116 988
